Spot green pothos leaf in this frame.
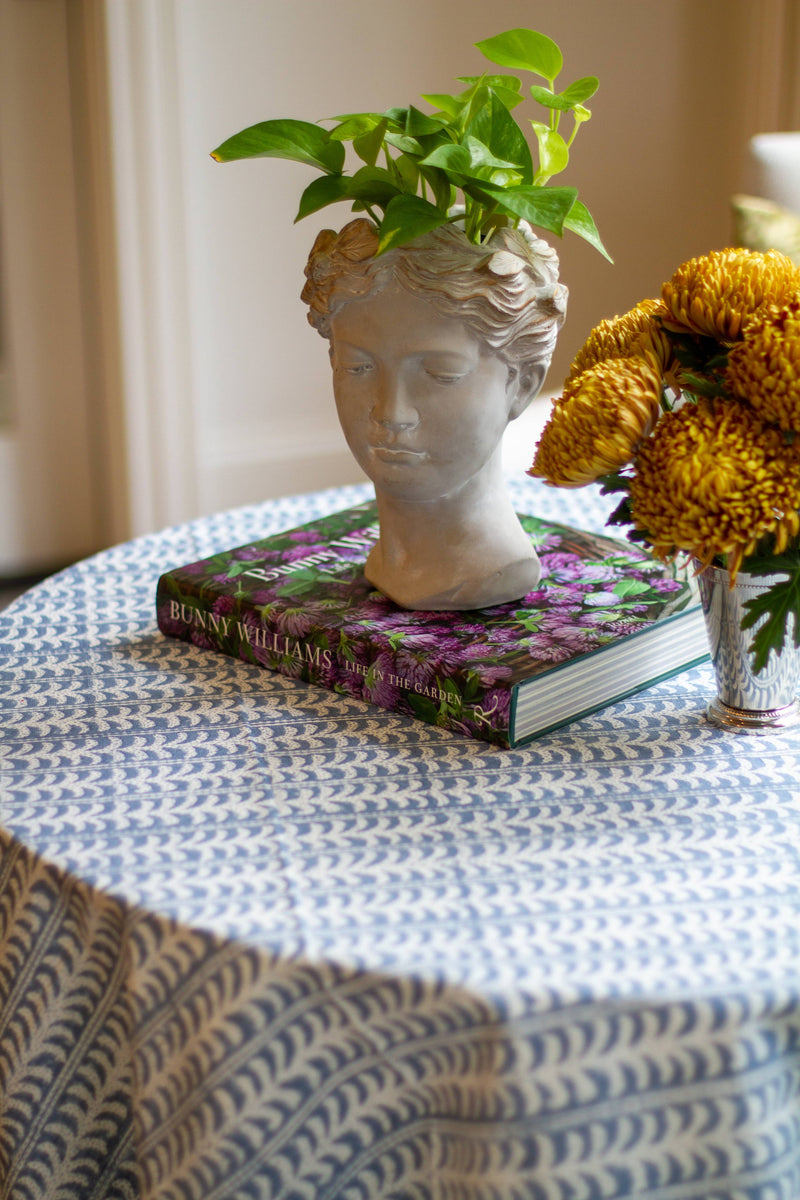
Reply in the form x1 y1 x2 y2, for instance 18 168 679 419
420 92 465 119
375 194 449 254
563 76 600 104
475 28 563 82
457 73 523 94
562 199 613 262
211 119 345 174
531 123 570 179
469 182 577 236
530 86 572 112
212 29 607 259
327 113 385 141
464 90 534 184
353 119 388 166
295 174 350 221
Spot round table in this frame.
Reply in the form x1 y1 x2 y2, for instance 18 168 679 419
2 477 799 1200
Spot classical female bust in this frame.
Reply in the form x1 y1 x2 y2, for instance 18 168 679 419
302 217 567 610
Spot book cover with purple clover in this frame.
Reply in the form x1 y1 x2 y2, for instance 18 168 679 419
155 501 708 748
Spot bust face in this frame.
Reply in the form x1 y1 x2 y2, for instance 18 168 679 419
329 281 528 505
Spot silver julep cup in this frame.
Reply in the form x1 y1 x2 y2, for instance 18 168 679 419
696 563 800 733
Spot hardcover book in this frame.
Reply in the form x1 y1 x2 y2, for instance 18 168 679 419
156 501 708 748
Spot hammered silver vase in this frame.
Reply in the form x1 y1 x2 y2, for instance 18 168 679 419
696 563 800 733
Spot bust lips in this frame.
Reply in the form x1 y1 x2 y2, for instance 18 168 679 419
368 443 427 464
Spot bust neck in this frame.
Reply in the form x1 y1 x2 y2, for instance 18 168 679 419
365 468 540 610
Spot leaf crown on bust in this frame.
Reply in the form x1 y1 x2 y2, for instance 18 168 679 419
211 27 610 262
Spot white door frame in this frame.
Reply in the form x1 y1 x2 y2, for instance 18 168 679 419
102 0 200 536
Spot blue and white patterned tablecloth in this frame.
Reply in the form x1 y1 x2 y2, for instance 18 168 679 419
1 476 799 1200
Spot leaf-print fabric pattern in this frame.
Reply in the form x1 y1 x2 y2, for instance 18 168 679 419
1 479 799 1200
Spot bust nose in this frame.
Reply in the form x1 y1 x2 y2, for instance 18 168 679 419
371 368 418 430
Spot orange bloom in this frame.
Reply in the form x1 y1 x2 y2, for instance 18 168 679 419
565 299 669 382
629 397 800 577
661 247 799 341
530 357 662 487
725 298 800 432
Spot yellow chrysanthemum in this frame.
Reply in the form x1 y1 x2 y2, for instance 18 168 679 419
530 357 662 487
566 299 668 381
725 298 800 432
661 247 799 342
629 397 800 578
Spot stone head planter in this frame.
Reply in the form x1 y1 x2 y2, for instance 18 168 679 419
301 217 567 610
210 30 608 607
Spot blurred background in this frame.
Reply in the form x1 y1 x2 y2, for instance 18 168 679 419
1 0 799 582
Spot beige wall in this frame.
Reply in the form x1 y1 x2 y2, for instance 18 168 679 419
1 0 797 562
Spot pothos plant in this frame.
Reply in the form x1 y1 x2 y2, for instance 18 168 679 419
211 27 610 260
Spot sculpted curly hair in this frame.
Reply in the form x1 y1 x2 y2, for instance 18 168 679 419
301 217 568 388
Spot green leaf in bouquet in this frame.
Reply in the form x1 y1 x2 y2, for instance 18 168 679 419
739 564 800 674
669 330 719 360
705 349 731 371
562 198 613 262
211 119 345 174
598 472 633 495
476 28 563 82
604 494 636 528
376 194 449 254
677 371 728 399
